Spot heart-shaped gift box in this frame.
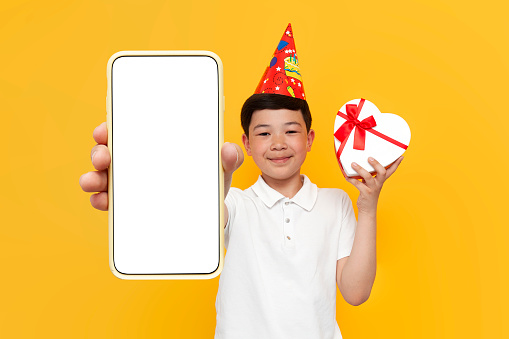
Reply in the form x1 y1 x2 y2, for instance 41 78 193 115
333 98 411 178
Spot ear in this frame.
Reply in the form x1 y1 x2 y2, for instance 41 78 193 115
242 134 252 156
306 129 315 152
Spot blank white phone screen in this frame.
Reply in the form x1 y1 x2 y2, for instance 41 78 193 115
111 55 220 275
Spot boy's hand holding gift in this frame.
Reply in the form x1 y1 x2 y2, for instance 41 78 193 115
333 98 410 305
346 157 403 215
333 98 411 213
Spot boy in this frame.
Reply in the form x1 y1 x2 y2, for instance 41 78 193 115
80 24 403 338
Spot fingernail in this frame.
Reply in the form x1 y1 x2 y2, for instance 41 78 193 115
91 151 97 162
368 157 374 162
352 162 358 167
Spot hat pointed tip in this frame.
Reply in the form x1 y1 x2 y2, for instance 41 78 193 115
254 24 306 100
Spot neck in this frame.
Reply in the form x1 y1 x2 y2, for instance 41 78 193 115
261 172 303 198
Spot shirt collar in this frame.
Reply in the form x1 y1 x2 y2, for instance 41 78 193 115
251 174 318 211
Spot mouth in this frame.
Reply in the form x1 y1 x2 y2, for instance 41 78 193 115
268 156 292 164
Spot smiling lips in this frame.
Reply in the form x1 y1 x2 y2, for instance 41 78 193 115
268 156 292 164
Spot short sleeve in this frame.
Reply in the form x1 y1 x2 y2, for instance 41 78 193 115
224 187 243 245
337 193 357 260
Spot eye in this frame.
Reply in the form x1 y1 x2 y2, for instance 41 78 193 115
257 132 270 136
286 130 298 134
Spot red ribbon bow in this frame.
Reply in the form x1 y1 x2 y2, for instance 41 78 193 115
333 98 409 177
334 99 376 151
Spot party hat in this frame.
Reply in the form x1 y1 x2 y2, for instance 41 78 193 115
254 23 306 100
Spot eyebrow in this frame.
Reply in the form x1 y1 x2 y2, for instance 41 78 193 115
253 124 270 131
252 121 302 131
284 121 302 127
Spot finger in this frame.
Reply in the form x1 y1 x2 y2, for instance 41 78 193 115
351 162 375 186
90 192 108 211
386 156 404 179
79 170 108 192
221 142 244 174
368 157 387 181
345 176 364 190
93 122 108 145
221 142 238 173
91 145 111 171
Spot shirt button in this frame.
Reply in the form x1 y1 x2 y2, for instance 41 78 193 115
285 218 290 223
287 236 291 240
285 202 289 205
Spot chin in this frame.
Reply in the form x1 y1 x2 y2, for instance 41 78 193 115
262 169 301 181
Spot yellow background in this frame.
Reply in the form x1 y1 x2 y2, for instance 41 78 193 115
1 0 508 337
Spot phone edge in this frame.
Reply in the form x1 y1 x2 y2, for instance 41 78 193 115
106 50 225 280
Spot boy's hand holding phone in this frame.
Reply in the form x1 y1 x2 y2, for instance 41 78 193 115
221 142 244 197
79 122 244 211
79 122 110 211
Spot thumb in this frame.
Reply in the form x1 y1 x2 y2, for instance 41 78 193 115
221 142 244 174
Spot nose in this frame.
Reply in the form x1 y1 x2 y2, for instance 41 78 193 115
270 134 287 151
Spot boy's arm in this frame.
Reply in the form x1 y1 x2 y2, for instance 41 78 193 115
336 156 404 306
336 211 377 306
221 142 244 227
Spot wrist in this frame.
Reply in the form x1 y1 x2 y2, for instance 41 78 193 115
358 208 377 220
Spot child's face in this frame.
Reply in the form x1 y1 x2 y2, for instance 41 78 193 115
242 109 315 182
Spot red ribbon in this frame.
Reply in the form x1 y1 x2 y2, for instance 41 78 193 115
334 99 376 151
334 98 408 175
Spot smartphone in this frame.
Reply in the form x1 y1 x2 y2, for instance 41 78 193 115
106 51 224 279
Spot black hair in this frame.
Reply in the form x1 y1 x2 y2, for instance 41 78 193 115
240 94 312 137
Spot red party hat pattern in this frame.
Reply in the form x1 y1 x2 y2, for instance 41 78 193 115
254 23 306 100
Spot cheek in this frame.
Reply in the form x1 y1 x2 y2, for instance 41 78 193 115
250 141 267 157
255 145 268 157
293 139 308 153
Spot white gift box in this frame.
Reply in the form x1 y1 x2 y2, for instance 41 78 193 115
333 98 411 178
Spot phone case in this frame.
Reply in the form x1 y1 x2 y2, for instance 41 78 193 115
106 51 224 279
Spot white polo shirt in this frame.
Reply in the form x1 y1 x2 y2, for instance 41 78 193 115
215 175 357 339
